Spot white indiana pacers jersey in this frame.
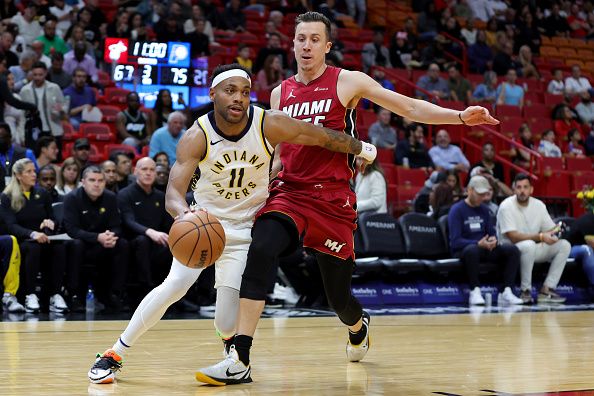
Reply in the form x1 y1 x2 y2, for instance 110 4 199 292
193 105 273 223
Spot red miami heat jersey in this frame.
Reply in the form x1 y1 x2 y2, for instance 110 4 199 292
278 66 357 183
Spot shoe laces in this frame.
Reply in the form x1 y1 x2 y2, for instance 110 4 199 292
93 352 123 371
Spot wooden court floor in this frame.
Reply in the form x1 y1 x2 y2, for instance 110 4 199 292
2 310 594 395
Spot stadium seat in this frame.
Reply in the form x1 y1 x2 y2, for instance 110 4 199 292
540 157 564 172
571 172 594 192
495 105 522 119
523 103 549 120
534 172 571 198
566 157 593 171
62 121 81 142
101 87 131 107
97 105 120 123
544 92 564 107
499 117 524 138
104 144 137 160
395 166 426 187
376 148 394 164
382 163 397 184
523 92 543 106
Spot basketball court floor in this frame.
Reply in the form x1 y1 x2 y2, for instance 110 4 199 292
3 305 594 395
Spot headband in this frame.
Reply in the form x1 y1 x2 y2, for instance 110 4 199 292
211 69 251 88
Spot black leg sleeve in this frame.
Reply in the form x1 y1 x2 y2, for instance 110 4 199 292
316 253 362 327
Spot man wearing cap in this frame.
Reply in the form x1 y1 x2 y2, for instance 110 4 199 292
497 173 570 304
448 175 523 305
72 138 91 170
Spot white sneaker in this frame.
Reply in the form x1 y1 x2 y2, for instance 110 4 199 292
25 294 40 313
2 292 25 313
195 345 252 385
468 287 485 305
498 287 524 305
346 311 370 362
49 294 69 313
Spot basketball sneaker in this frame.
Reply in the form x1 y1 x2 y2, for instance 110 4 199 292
195 345 252 385
88 349 123 384
468 287 485 305
346 311 371 362
497 287 523 305
2 293 25 313
49 294 69 313
25 294 40 313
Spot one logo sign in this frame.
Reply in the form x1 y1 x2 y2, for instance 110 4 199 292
324 239 346 253
104 38 129 64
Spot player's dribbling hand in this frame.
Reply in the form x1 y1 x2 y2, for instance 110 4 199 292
460 106 500 126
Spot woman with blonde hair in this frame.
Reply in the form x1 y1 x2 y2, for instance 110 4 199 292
518 45 540 79
56 157 80 195
0 158 68 313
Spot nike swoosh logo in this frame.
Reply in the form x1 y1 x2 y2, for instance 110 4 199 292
211 139 224 145
226 367 246 377
82 210 88 214
134 201 141 205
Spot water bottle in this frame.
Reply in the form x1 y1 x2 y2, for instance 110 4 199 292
485 292 492 307
86 286 95 313
403 157 410 168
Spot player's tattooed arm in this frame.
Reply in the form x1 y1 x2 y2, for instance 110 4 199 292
264 109 363 155
165 122 206 219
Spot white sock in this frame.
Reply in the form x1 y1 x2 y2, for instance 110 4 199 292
111 337 129 357
116 259 203 355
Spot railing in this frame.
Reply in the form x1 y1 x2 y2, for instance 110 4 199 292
440 32 468 76
375 66 439 102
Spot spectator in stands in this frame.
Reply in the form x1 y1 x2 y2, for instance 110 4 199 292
56 157 80 195
417 3 439 41
538 129 562 158
10 3 42 45
256 55 283 93
448 175 523 305
47 52 72 90
368 108 397 150
362 28 391 73
460 17 477 46
345 0 366 27
416 63 450 101
447 64 472 104
30 40 51 69
19 62 66 149
547 68 565 96
63 41 99 84
148 89 174 135
429 180 454 219
117 92 148 151
429 129 470 171
445 169 464 202
63 68 97 130
155 12 185 42
395 123 433 170
328 23 345 65
254 33 289 74
0 31 18 69
0 123 37 192
586 130 594 156
186 18 211 58
496 69 524 107
389 31 412 69
492 41 518 77
154 163 169 192
63 166 129 312
106 8 130 38
3 73 27 147
0 158 68 313
469 142 512 196
65 24 94 58
575 91 594 124
554 105 582 138
34 136 58 169
9 51 36 92
184 5 214 43
567 3 589 39
71 137 90 171
149 111 186 164
544 3 570 37
511 123 535 169
567 128 586 157
264 21 289 43
517 45 539 79
515 11 541 54
566 212 594 290
565 65 592 97
471 70 498 104
420 34 450 70
110 151 135 190
221 0 246 32
50 0 73 37
497 173 570 304
235 44 253 74
37 17 68 56
37 164 62 203
81 0 107 29
100 160 118 193
118 157 173 292
362 69 396 110
153 151 170 169
128 12 148 42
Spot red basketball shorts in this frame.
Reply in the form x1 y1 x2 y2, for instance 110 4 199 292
256 180 357 260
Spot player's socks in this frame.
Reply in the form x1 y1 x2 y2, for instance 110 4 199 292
111 337 130 358
348 322 368 346
233 335 253 366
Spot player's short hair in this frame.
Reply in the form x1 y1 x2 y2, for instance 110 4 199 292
211 63 252 83
295 12 331 41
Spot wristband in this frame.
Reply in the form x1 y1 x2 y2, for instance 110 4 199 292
458 112 467 125
358 141 377 162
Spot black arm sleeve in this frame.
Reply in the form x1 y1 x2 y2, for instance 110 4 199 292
63 193 99 243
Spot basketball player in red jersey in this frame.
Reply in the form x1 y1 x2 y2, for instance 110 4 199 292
196 12 498 385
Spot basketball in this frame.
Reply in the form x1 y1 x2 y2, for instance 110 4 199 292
168 210 226 268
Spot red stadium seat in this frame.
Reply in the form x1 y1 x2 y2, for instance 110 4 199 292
541 157 564 171
528 118 554 135
141 145 150 157
495 105 522 118
395 167 426 187
97 105 120 123
571 172 594 192
566 157 593 171
534 172 571 198
523 92 543 106
356 110 377 131
498 117 524 138
376 148 394 164
80 123 115 142
104 144 137 160
382 163 397 184
544 93 564 107
62 121 81 142
523 103 549 120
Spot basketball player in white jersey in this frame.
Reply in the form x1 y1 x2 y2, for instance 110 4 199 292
88 64 377 384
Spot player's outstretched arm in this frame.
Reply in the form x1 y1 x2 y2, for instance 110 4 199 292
165 123 206 219
264 109 375 160
340 70 500 126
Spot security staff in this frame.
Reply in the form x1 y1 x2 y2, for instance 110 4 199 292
117 157 172 292
63 165 129 312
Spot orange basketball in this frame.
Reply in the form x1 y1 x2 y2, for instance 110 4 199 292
168 210 226 268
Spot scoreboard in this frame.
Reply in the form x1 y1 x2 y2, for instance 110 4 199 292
104 38 212 109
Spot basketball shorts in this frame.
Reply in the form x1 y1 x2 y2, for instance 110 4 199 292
171 219 252 291
256 180 357 260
